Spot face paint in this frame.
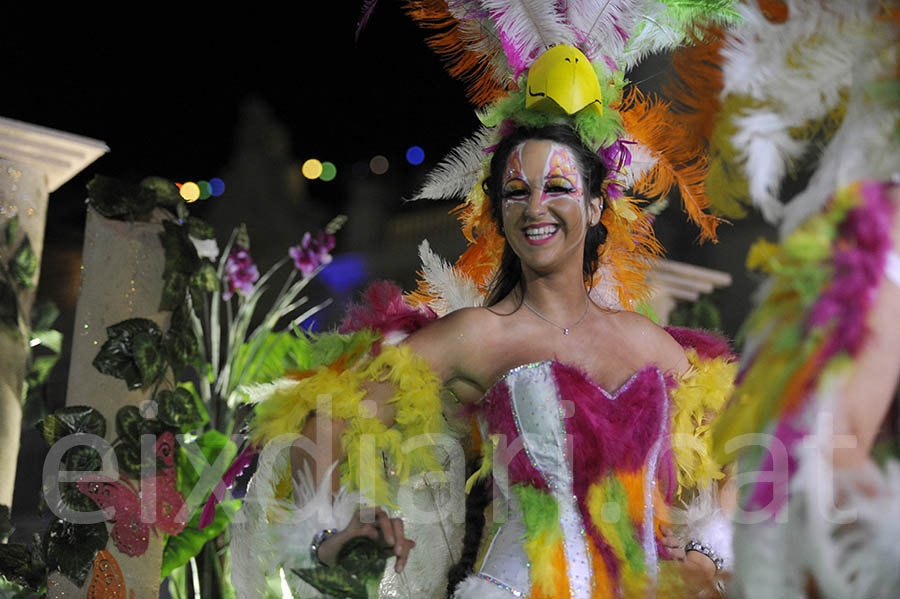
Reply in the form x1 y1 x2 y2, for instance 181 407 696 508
502 144 529 212
540 143 583 206
499 139 595 267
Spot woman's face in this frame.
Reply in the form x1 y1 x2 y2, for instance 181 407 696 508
500 139 601 274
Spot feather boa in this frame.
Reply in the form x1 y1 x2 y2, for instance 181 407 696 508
714 181 897 516
244 342 445 508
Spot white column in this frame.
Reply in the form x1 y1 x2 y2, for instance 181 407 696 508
0 159 48 511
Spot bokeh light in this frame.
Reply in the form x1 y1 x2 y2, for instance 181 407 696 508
369 155 389 175
320 161 337 182
198 180 211 200
406 146 425 165
302 159 324 179
180 182 201 202
209 177 226 196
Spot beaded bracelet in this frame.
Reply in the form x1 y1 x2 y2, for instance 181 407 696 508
685 539 725 571
310 528 338 567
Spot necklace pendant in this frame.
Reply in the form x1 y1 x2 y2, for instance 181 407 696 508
563 328 569 335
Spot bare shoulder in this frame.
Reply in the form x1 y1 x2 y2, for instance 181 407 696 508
608 310 690 375
402 306 501 380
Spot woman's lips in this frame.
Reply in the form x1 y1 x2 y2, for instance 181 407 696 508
522 223 559 245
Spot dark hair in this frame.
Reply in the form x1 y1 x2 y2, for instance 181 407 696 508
482 124 609 306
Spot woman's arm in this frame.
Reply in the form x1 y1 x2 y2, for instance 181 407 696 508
832 190 900 468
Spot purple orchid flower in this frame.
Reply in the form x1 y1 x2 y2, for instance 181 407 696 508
199 446 257 530
223 246 259 301
290 231 336 277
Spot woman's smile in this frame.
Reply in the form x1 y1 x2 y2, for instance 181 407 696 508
522 222 559 244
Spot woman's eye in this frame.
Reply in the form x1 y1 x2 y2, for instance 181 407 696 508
503 188 529 198
546 185 575 194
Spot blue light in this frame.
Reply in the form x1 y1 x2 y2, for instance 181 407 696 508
406 146 425 165
209 178 226 196
316 253 369 295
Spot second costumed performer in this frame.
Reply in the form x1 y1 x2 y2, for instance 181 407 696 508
232 2 742 598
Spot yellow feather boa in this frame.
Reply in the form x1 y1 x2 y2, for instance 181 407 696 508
247 344 445 507
670 349 738 492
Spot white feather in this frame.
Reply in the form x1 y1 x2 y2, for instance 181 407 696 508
719 0 899 230
411 127 495 201
481 0 576 71
622 139 657 188
417 239 483 315
669 485 733 570
232 444 362 598
620 1 698 70
453 574 523 598
732 110 804 223
563 0 640 65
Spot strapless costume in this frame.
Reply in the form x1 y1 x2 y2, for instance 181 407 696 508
455 359 696 599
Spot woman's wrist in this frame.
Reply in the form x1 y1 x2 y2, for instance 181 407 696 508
684 539 724 571
311 528 339 567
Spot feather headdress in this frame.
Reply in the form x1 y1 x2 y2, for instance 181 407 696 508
398 0 740 311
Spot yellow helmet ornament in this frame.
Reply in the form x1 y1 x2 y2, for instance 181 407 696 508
525 45 603 117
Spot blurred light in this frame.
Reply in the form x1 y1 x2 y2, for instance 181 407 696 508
320 161 337 182
302 159 324 179
198 180 212 200
209 177 226 196
369 155 389 175
316 253 368 295
180 182 201 202
406 146 425 165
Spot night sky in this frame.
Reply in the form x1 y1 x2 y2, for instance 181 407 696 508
2 5 478 219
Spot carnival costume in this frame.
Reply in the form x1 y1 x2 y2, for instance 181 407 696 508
696 1 900 596
232 1 747 597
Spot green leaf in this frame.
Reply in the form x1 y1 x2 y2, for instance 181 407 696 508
185 217 215 240
190 260 219 293
10 237 36 289
59 483 100 514
161 271 189 315
292 537 391 599
159 221 200 312
0 544 44 590
160 499 240 579
157 385 208 433
176 429 236 500
38 406 106 446
133 331 165 387
114 442 143 479
139 176 181 208
44 519 107 587
0 573 44 598
92 318 164 389
3 215 18 247
0 272 19 330
164 306 198 380
86 175 155 220
28 329 62 354
115 405 142 442
29 299 59 331
25 355 58 389
65 445 102 473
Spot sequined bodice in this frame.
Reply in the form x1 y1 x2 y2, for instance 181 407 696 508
475 360 669 598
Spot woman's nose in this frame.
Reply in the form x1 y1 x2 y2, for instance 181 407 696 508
523 189 545 217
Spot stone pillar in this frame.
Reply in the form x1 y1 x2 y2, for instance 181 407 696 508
0 160 48 511
48 206 171 598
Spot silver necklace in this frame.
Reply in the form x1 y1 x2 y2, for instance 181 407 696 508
521 296 590 335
